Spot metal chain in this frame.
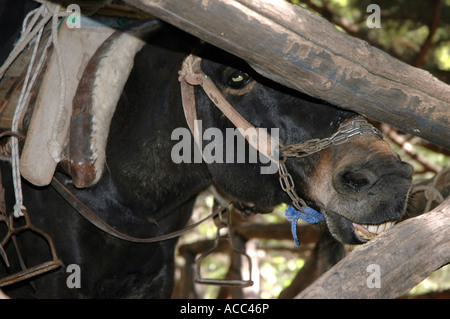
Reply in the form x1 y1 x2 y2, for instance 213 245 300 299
278 119 382 212
278 157 308 212
280 119 382 158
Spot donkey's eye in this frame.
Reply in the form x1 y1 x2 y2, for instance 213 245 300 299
227 71 251 89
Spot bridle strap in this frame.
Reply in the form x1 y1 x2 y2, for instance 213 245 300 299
179 56 200 135
178 55 279 161
51 176 219 243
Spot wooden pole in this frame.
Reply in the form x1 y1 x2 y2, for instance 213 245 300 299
295 196 450 299
124 0 450 149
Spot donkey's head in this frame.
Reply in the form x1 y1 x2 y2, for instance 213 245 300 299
191 46 412 244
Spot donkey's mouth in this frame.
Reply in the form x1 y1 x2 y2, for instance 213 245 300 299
352 221 396 242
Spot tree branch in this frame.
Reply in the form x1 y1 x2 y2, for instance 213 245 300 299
412 0 442 67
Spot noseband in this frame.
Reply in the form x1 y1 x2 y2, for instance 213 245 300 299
178 54 383 215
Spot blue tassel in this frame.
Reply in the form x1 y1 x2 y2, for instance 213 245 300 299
285 206 324 246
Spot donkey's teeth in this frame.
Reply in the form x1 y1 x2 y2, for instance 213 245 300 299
352 221 395 241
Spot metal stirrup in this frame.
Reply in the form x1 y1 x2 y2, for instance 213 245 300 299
195 205 253 287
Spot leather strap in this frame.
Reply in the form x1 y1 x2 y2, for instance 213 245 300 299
178 55 279 162
51 176 218 243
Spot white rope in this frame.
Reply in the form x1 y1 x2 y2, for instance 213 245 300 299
21 36 53 117
10 10 46 217
0 1 68 218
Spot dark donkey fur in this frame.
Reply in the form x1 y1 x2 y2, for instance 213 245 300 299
0 21 412 298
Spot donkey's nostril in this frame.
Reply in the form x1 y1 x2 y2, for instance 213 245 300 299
333 169 378 194
342 171 371 190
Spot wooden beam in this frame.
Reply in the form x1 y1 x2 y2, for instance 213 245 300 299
124 0 450 149
295 196 450 299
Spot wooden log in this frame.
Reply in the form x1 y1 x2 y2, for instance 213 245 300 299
295 196 450 299
278 241 321 299
124 0 450 149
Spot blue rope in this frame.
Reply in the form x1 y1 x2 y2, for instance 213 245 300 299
285 206 324 246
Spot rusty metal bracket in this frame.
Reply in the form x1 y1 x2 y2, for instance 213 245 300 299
0 209 62 288
195 206 253 287
0 126 61 289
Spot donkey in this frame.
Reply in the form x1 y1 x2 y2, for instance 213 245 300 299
0 20 412 298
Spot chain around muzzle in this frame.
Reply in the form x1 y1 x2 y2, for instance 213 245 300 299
279 119 383 212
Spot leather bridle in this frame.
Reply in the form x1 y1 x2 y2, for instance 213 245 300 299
178 55 279 162
178 54 383 213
